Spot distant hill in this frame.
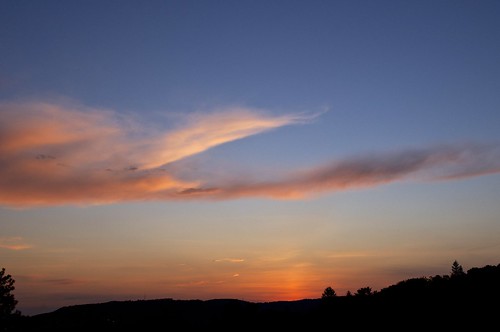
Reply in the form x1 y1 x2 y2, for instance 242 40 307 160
3 263 500 331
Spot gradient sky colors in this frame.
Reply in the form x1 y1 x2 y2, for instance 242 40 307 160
1 1 500 315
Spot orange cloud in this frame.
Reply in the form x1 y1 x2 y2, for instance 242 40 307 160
0 101 310 207
1 101 499 207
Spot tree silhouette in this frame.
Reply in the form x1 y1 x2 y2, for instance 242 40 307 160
450 260 465 278
355 287 373 296
322 286 337 298
0 267 18 317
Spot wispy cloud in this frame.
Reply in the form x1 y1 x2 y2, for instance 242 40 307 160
0 101 310 207
0 101 499 207
41 278 82 286
180 143 500 199
144 108 315 169
0 237 32 250
213 258 245 263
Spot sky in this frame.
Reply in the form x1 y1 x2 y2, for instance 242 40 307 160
1 0 499 315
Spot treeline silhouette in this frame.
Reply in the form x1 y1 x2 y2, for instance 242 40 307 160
3 261 500 331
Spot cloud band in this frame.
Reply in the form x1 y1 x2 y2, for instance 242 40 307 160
0 101 499 207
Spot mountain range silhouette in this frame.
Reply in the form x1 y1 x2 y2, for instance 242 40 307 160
3 262 499 331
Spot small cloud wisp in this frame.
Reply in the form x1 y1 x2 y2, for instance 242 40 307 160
0 237 32 250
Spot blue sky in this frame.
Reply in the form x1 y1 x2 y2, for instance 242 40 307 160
1 0 499 315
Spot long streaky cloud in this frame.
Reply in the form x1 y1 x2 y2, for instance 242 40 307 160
179 144 500 200
142 108 315 169
0 101 499 207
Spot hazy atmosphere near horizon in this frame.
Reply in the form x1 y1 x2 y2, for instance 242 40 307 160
1 0 499 316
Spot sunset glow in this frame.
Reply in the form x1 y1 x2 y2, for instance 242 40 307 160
1 1 499 316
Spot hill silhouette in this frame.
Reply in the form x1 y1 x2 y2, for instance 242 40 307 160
3 262 499 331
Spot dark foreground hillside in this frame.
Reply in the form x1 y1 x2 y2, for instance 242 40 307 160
3 263 500 331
